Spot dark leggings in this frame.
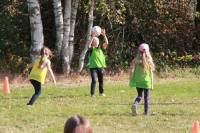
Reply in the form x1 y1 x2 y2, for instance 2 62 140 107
133 87 150 114
90 68 104 95
27 80 41 105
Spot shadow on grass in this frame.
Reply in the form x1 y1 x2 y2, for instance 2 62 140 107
94 111 200 117
0 94 88 100
151 102 199 106
158 112 200 116
94 112 132 116
98 101 199 106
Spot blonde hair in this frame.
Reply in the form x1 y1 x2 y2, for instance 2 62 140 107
38 46 52 68
135 51 155 72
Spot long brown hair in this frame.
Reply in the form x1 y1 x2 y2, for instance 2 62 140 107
38 46 52 68
64 115 93 133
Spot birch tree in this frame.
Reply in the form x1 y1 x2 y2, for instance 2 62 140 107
68 0 79 67
62 0 71 73
27 0 44 62
52 0 63 60
78 0 94 72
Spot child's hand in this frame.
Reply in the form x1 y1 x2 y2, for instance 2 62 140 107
53 80 56 86
101 29 106 36
151 86 153 90
22 69 27 74
91 31 96 37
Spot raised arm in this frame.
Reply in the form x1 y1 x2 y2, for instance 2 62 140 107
101 29 108 49
88 32 96 48
88 37 94 48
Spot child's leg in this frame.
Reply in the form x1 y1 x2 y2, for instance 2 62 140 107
90 68 97 96
144 89 150 115
96 68 104 94
27 80 41 105
134 88 143 105
131 88 143 115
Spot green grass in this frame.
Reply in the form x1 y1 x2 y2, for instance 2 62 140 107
0 78 200 133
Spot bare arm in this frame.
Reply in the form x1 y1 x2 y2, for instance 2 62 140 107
88 32 96 48
23 63 33 74
101 29 108 49
88 38 94 48
150 70 154 90
129 59 135 80
47 61 56 85
28 63 33 68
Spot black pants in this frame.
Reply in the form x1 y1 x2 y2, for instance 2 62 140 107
27 80 41 105
133 87 150 114
90 68 104 95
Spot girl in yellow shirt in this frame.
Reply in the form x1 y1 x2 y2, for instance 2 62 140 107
27 46 56 106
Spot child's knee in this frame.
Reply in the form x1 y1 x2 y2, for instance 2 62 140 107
91 79 96 84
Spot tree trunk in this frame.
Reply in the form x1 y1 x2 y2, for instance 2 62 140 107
52 0 64 60
27 0 44 62
78 0 94 72
62 0 71 74
68 0 79 67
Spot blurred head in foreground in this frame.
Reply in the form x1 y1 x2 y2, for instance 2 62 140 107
64 115 93 133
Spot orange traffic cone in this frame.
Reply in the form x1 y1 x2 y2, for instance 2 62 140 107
3 76 10 94
192 120 199 133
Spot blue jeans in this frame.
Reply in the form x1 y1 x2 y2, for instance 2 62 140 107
27 80 41 105
133 87 150 114
90 68 104 95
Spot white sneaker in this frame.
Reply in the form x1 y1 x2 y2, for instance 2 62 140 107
99 93 105 97
131 104 137 116
27 105 33 108
91 95 96 98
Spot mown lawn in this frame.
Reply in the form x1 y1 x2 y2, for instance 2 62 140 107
0 78 200 133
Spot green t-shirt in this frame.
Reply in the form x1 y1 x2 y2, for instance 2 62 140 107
88 48 106 68
129 64 152 89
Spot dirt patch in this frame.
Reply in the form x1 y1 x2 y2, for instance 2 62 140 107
0 72 199 88
0 72 129 87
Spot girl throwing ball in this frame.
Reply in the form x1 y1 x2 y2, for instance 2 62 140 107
27 46 56 106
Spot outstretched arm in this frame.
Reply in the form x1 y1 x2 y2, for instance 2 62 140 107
47 61 56 85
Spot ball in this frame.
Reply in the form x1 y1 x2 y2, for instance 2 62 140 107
91 26 101 36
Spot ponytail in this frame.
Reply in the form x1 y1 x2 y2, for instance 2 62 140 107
38 47 45 68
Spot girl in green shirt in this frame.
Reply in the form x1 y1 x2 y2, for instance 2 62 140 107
129 42 155 116
88 27 108 97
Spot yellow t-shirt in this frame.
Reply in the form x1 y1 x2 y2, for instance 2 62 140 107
28 57 50 84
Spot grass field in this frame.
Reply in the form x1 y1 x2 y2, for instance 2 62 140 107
0 77 200 133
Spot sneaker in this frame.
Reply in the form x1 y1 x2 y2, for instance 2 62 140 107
91 95 95 98
144 112 150 116
99 93 105 97
131 104 138 116
27 104 33 108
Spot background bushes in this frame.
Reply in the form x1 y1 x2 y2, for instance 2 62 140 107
0 0 200 73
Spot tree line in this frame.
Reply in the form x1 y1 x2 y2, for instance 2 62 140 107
0 0 200 74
